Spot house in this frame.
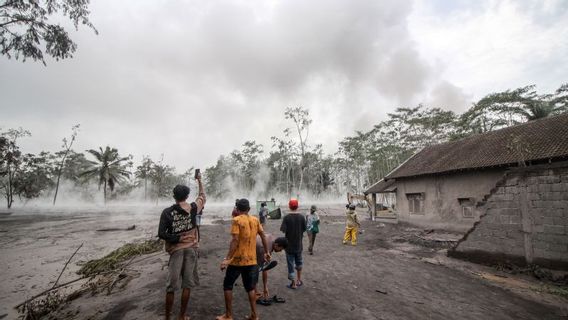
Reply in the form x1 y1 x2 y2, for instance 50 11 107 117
365 113 568 268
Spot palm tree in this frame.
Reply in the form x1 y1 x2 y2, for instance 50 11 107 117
81 146 131 204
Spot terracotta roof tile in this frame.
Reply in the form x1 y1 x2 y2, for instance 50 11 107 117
386 113 568 179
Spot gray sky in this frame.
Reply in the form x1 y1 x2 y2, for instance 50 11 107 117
1 0 567 171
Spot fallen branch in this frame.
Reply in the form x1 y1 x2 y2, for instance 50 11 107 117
96 225 136 232
15 276 88 309
107 255 137 295
52 243 83 289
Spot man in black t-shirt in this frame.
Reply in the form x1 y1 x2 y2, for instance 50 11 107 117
280 198 306 289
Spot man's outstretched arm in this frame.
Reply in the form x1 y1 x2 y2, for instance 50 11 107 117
195 173 206 213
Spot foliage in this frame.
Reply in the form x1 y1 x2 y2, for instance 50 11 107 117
230 140 263 191
0 127 31 208
148 157 178 203
1 0 97 64
457 83 568 137
77 239 162 277
2 83 566 206
13 151 55 202
81 146 132 204
18 291 64 320
135 156 153 200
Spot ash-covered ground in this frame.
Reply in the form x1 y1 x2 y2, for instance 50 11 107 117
1 204 566 319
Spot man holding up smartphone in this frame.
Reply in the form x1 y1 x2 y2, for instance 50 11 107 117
158 170 206 320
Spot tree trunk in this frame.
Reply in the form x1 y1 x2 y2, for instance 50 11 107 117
7 167 13 209
144 178 147 200
52 154 68 205
103 180 107 205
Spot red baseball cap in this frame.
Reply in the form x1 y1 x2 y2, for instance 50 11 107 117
288 198 299 210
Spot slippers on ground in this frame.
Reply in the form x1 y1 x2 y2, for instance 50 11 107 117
296 280 304 287
256 298 272 306
271 295 286 303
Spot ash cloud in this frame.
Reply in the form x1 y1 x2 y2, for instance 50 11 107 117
1 0 566 169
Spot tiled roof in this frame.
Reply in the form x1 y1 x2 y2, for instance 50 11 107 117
364 179 396 194
386 113 568 179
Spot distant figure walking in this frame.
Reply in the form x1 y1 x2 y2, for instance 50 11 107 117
280 198 306 289
306 205 320 255
258 202 268 226
157 172 206 320
217 198 270 320
343 204 360 246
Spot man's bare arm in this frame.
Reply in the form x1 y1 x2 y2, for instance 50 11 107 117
195 175 206 212
258 230 270 261
220 234 239 270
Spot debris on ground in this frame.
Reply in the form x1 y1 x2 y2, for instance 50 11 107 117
77 239 162 276
16 239 163 319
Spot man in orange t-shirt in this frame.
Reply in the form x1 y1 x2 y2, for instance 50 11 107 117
216 198 270 320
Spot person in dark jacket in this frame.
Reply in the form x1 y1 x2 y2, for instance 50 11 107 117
158 173 206 320
280 198 306 289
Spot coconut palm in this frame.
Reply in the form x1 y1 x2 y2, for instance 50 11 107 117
81 146 131 204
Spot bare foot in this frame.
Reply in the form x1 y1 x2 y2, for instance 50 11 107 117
216 314 233 320
244 316 259 320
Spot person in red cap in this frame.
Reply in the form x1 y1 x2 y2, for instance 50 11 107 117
280 198 306 289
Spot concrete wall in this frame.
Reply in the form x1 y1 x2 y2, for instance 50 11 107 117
394 169 506 231
450 162 568 269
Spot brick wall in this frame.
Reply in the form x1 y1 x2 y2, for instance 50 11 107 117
449 162 568 269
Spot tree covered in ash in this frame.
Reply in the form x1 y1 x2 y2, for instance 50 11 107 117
1 83 566 208
203 83 568 199
0 0 97 64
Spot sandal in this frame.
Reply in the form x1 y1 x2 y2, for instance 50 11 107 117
256 298 272 306
296 280 303 287
271 295 286 303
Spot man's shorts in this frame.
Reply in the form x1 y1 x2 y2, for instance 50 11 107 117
166 248 199 293
223 265 258 292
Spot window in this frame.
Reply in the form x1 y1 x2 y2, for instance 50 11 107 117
458 198 474 218
406 193 424 215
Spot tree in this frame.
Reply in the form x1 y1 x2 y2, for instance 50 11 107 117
459 84 568 137
81 146 131 204
284 107 312 196
148 156 177 204
230 140 264 191
13 151 55 203
135 156 154 200
1 0 97 64
204 155 231 200
52 124 79 205
270 132 297 197
0 127 31 208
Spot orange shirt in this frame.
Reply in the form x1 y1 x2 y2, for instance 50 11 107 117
229 214 263 266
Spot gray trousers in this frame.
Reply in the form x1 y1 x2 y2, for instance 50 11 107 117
166 248 199 292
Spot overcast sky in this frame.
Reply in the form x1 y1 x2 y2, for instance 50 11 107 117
1 0 567 171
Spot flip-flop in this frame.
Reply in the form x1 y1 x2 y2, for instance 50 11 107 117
256 298 272 306
286 284 297 290
296 280 304 287
271 295 286 303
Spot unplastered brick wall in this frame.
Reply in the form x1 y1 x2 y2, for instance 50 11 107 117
450 162 568 269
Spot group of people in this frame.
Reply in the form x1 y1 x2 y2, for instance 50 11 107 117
158 172 361 320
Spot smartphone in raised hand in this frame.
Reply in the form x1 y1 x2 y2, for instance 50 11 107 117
194 168 201 180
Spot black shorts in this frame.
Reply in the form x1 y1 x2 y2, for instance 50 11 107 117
223 265 258 292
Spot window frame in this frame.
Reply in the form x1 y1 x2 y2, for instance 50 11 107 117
406 193 425 215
